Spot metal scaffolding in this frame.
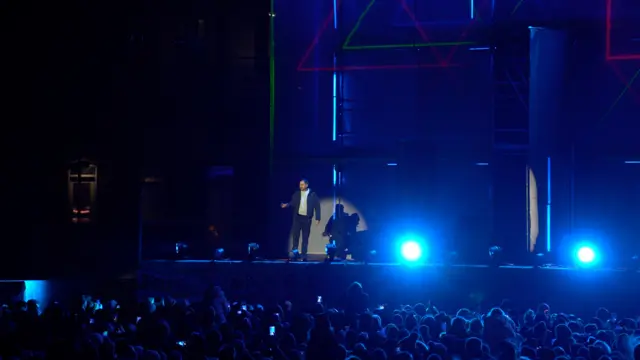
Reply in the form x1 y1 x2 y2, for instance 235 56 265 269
490 20 532 259
492 25 530 152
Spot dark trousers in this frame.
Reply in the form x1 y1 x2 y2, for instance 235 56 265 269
291 214 312 256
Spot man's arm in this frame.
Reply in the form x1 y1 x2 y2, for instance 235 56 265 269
313 193 321 221
323 217 333 235
282 192 297 208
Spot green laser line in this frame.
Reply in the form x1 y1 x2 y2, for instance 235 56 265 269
342 0 377 49
269 3 275 175
600 68 640 121
344 41 475 50
343 0 476 51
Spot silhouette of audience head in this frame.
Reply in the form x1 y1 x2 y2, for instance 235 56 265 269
0 280 636 360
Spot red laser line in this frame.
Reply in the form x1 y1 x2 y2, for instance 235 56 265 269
444 28 470 63
397 0 447 65
296 5 337 71
608 54 640 61
298 63 459 72
605 0 612 60
396 0 431 43
605 0 640 61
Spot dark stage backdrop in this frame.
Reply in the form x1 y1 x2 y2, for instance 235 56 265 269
571 155 640 264
274 0 640 263
273 0 494 260
550 30 640 263
565 36 640 156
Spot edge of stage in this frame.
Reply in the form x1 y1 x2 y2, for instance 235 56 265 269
139 259 640 317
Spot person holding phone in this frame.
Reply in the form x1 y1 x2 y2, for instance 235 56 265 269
281 178 321 261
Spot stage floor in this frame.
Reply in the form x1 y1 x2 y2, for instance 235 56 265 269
139 260 640 317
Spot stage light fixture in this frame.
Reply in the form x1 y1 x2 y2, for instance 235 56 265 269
489 246 503 267
247 243 260 262
215 248 226 260
175 242 189 259
533 252 546 268
364 250 376 265
574 245 599 267
325 240 337 263
399 240 424 263
577 246 595 263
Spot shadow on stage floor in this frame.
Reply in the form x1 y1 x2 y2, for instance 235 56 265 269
139 260 640 318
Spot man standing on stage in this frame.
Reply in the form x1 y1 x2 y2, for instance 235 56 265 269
281 179 321 261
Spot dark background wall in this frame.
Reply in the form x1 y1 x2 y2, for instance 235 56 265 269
1 0 270 278
557 25 640 262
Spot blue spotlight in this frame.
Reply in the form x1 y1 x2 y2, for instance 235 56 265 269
575 246 596 265
400 240 424 262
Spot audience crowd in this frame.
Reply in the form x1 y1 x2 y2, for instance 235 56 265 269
1 281 639 360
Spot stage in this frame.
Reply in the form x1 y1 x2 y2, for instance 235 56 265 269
138 259 640 318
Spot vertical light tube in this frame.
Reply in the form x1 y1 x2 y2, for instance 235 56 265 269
333 66 337 142
470 0 475 19
546 156 551 252
332 0 338 142
332 0 338 216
